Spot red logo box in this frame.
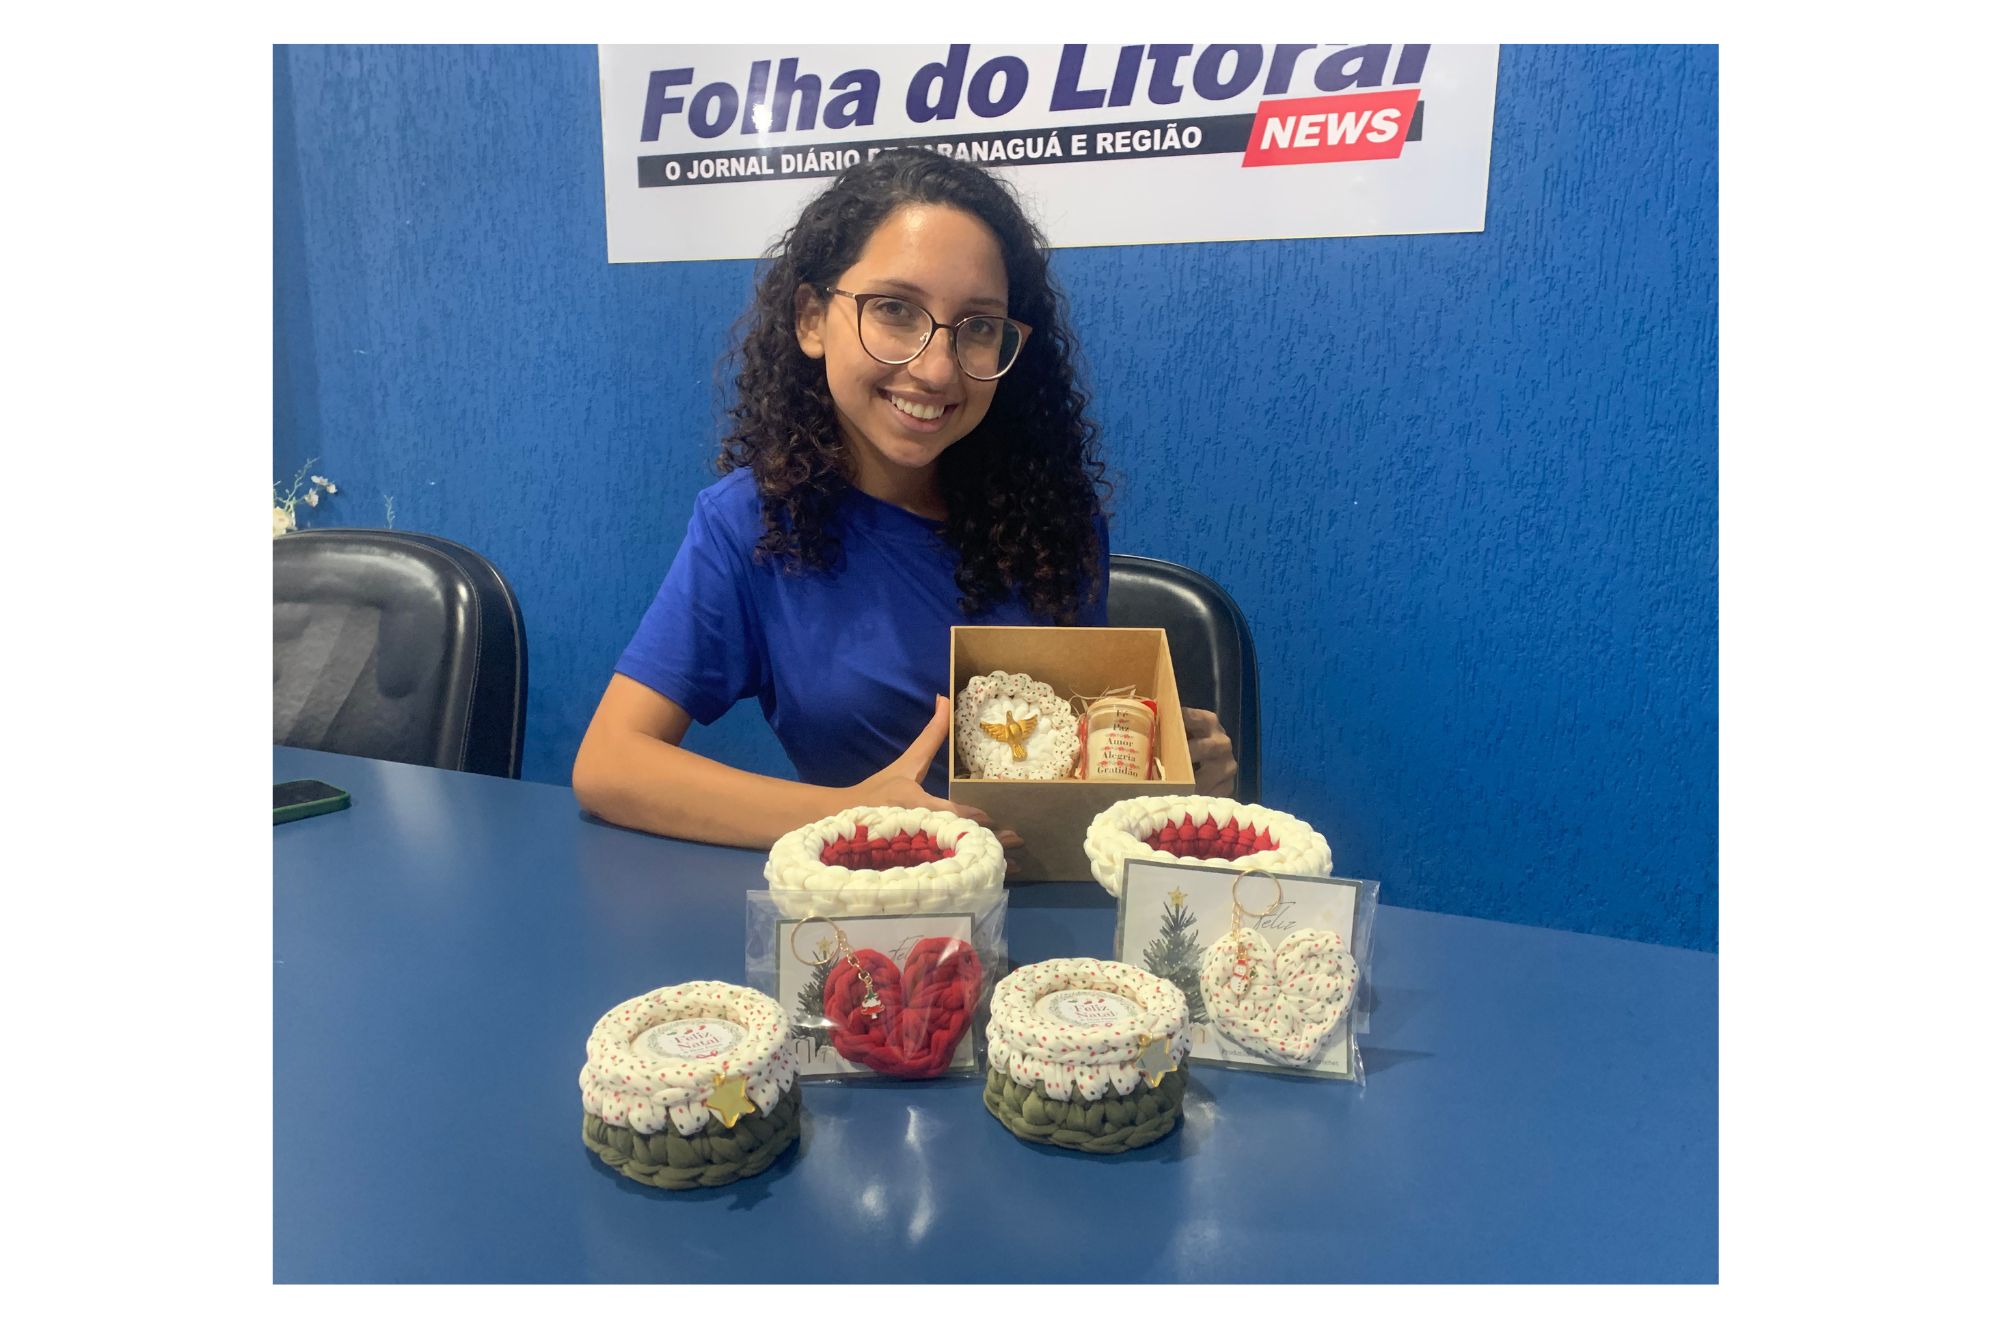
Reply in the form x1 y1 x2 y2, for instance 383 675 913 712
1242 89 1423 167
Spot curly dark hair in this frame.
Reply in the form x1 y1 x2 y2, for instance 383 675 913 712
717 149 1110 624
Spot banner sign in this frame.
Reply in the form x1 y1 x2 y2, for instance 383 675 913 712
598 44 1499 263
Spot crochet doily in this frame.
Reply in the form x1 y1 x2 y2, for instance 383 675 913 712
764 805 1008 918
578 981 797 1136
1082 795 1333 898
1199 927 1359 1066
986 958 1190 1102
955 670 1081 780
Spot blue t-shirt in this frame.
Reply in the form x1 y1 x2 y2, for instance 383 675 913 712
616 468 1108 797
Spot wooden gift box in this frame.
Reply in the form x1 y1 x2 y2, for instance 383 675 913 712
948 626 1195 882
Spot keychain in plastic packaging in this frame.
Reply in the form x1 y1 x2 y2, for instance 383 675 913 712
791 915 984 1079
1198 867 1360 1067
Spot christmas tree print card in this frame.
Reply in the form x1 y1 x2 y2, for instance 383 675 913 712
1114 858 1379 1081
774 911 982 1080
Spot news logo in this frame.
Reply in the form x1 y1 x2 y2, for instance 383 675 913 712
629 45 1431 189
1242 89 1423 167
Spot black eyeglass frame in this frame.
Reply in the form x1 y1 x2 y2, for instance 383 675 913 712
819 287 1033 381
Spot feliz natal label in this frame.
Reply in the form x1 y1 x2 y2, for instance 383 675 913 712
642 1019 747 1060
1037 990 1141 1027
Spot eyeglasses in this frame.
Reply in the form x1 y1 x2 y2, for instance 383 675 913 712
821 288 1032 381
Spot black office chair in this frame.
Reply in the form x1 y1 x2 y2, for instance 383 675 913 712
274 529 528 778
1106 554 1261 805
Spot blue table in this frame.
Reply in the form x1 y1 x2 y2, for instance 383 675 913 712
274 747 1716 1282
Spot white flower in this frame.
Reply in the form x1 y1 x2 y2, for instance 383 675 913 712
272 505 295 537
310 475 328 487
303 489 320 507
323 482 337 494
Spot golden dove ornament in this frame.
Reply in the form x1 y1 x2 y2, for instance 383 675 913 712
980 709 1039 761
956 670 1082 780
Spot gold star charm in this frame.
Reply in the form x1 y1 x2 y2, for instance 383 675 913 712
1134 1034 1178 1087
704 1074 756 1129
1167 887 1187 908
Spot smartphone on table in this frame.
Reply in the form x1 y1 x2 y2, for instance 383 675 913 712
275 779 350 824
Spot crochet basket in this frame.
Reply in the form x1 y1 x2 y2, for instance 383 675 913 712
983 958 1191 1154
955 670 1082 780
1082 795 1333 898
765 805 1008 919
579 981 801 1190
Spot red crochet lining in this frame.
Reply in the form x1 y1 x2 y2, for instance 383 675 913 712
822 937 983 1078
819 825 959 871
1143 814 1281 862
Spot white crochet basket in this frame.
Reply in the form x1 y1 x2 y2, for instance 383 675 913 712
982 958 1192 1153
764 805 1008 919
986 958 1191 1102
579 981 797 1136
955 670 1081 780
578 980 803 1190
1082 795 1332 898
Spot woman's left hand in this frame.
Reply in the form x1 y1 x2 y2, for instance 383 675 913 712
1181 708 1238 797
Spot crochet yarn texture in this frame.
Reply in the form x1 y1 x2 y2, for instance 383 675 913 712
1082 795 1332 898
983 1064 1185 1154
1199 926 1359 1066
583 1091 802 1190
578 981 801 1189
822 936 983 1078
955 670 1082 779
765 805 1007 918
983 958 1191 1153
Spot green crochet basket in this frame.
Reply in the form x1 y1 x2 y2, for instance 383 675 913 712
982 958 1191 1154
578 980 802 1190
583 1092 802 1190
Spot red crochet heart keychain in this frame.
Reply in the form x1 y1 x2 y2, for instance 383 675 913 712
818 934 984 1079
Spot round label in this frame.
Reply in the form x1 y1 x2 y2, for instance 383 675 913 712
641 1018 746 1061
1035 989 1141 1027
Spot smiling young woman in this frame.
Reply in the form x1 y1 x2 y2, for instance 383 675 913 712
571 149 1236 851
794 206 1024 514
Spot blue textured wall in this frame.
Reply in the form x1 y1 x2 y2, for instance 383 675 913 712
274 44 1716 950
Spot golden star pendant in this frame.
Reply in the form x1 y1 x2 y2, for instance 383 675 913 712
705 1073 756 1129
1134 1034 1178 1087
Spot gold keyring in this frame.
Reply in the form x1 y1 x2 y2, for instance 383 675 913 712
788 915 838 967
1229 867 1284 918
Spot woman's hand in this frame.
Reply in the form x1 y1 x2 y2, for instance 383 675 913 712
1182 707 1239 797
840 696 972 812
845 694 963 813
847 695 1026 868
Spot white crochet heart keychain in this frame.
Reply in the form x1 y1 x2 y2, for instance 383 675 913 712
1199 868 1360 1067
